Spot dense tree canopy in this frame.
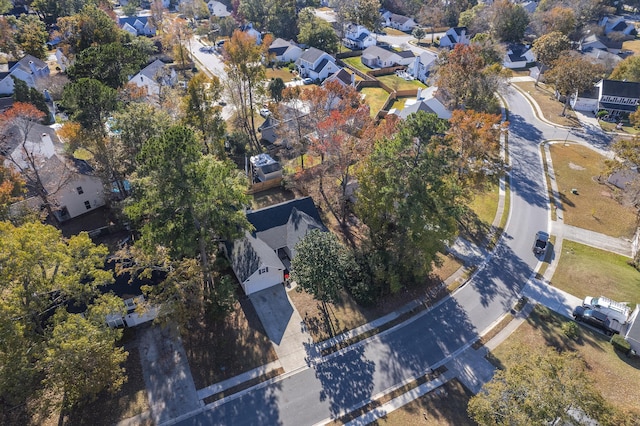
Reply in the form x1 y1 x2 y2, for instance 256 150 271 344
56 4 123 54
490 0 529 42
62 78 118 132
610 55 640 82
297 8 339 53
15 14 48 60
181 73 226 156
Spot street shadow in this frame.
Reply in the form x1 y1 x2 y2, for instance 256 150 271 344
188 381 284 425
315 345 376 417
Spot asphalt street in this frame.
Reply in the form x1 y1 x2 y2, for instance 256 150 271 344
175 87 613 425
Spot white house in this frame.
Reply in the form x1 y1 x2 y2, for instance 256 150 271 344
3 124 106 222
389 86 452 120
241 22 262 45
571 79 640 119
208 0 231 17
227 197 326 295
361 45 414 68
118 16 156 37
128 59 177 99
439 27 471 48
600 15 638 37
343 24 377 50
0 55 50 96
385 13 417 32
503 44 536 69
295 47 340 81
268 38 303 63
408 51 437 83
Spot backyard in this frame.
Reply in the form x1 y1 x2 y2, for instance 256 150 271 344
549 142 637 238
265 66 297 83
550 240 640 308
342 56 372 73
376 74 426 92
491 304 640 418
359 87 391 117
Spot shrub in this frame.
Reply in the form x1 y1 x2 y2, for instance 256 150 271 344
611 334 631 355
562 321 580 340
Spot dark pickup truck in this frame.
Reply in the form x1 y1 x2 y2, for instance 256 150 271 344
573 306 621 336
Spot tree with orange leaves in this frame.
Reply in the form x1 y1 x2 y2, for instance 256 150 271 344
0 164 24 220
447 109 507 185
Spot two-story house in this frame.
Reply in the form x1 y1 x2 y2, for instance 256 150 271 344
0 55 50 96
571 79 640 120
408 51 437 83
600 15 638 37
118 16 156 37
439 27 471 48
295 47 340 82
503 44 536 69
343 24 377 50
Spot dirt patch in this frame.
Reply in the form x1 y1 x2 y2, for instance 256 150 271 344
181 295 278 390
568 162 585 170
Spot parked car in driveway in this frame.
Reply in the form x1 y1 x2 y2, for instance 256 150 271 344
302 77 314 85
532 231 549 256
572 306 621 336
259 108 271 117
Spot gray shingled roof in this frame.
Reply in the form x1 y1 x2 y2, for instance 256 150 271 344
299 47 327 64
390 13 411 25
600 79 640 98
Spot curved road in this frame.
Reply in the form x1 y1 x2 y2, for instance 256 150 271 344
177 86 612 425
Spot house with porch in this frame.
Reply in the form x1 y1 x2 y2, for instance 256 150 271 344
571 79 640 119
439 27 471 48
226 197 327 295
343 24 377 50
0 54 50 96
295 47 340 82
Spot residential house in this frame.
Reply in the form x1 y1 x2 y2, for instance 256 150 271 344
625 305 640 355
503 44 536 69
323 68 356 88
241 22 262 45
250 153 283 182
408 51 437 83
389 86 452 120
343 24 377 50
258 101 311 145
0 54 50 96
579 33 623 55
118 16 156 37
361 45 413 68
268 38 303 63
208 0 231 17
438 27 471 48
600 15 638 37
582 48 622 74
128 59 177 99
571 79 640 119
226 197 327 295
385 13 417 32
295 47 340 81
55 48 71 72
3 123 106 222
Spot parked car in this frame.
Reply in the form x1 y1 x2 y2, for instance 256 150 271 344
532 231 549 256
259 108 271 117
302 77 314 85
572 306 620 336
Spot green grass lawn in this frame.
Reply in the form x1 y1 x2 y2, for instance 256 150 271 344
342 56 372 73
383 27 408 36
491 305 640 418
387 96 413 111
623 38 640 55
376 74 426 92
265 67 297 82
549 143 637 238
469 179 500 227
599 120 640 135
551 240 640 308
359 87 391 117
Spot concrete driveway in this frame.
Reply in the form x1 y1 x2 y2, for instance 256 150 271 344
249 285 312 373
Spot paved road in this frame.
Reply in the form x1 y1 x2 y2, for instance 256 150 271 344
174 85 612 425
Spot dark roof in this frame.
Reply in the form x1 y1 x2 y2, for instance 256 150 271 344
447 34 456 44
0 97 13 111
453 26 467 36
269 46 288 57
118 16 149 27
507 44 531 62
357 32 370 41
396 50 415 59
600 79 640 98
258 162 282 174
612 21 627 32
299 47 327 64
312 58 330 73
246 197 323 233
327 68 353 86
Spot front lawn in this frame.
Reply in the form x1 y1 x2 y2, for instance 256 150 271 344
383 27 408 36
512 81 581 128
549 143 637 238
550 240 640 308
360 87 391 117
265 66 297 83
376 74 427 91
623 38 640 55
491 304 640 417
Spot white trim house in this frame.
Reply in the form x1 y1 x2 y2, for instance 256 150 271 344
295 47 340 81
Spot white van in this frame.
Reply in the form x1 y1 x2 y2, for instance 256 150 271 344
582 296 631 324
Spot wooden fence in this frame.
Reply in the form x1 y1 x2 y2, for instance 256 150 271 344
247 177 283 194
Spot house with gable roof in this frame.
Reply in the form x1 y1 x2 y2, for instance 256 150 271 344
343 24 377 50
118 16 156 37
389 86 451 120
207 0 231 17
0 54 50 96
503 44 536 69
570 79 640 119
579 33 623 55
439 27 471 48
385 13 417 32
240 22 262 45
2 123 106 222
323 68 356 88
600 15 638 37
268 38 303 63
408 51 437 83
226 197 327 295
128 59 177 99
361 45 414 68
295 47 340 82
